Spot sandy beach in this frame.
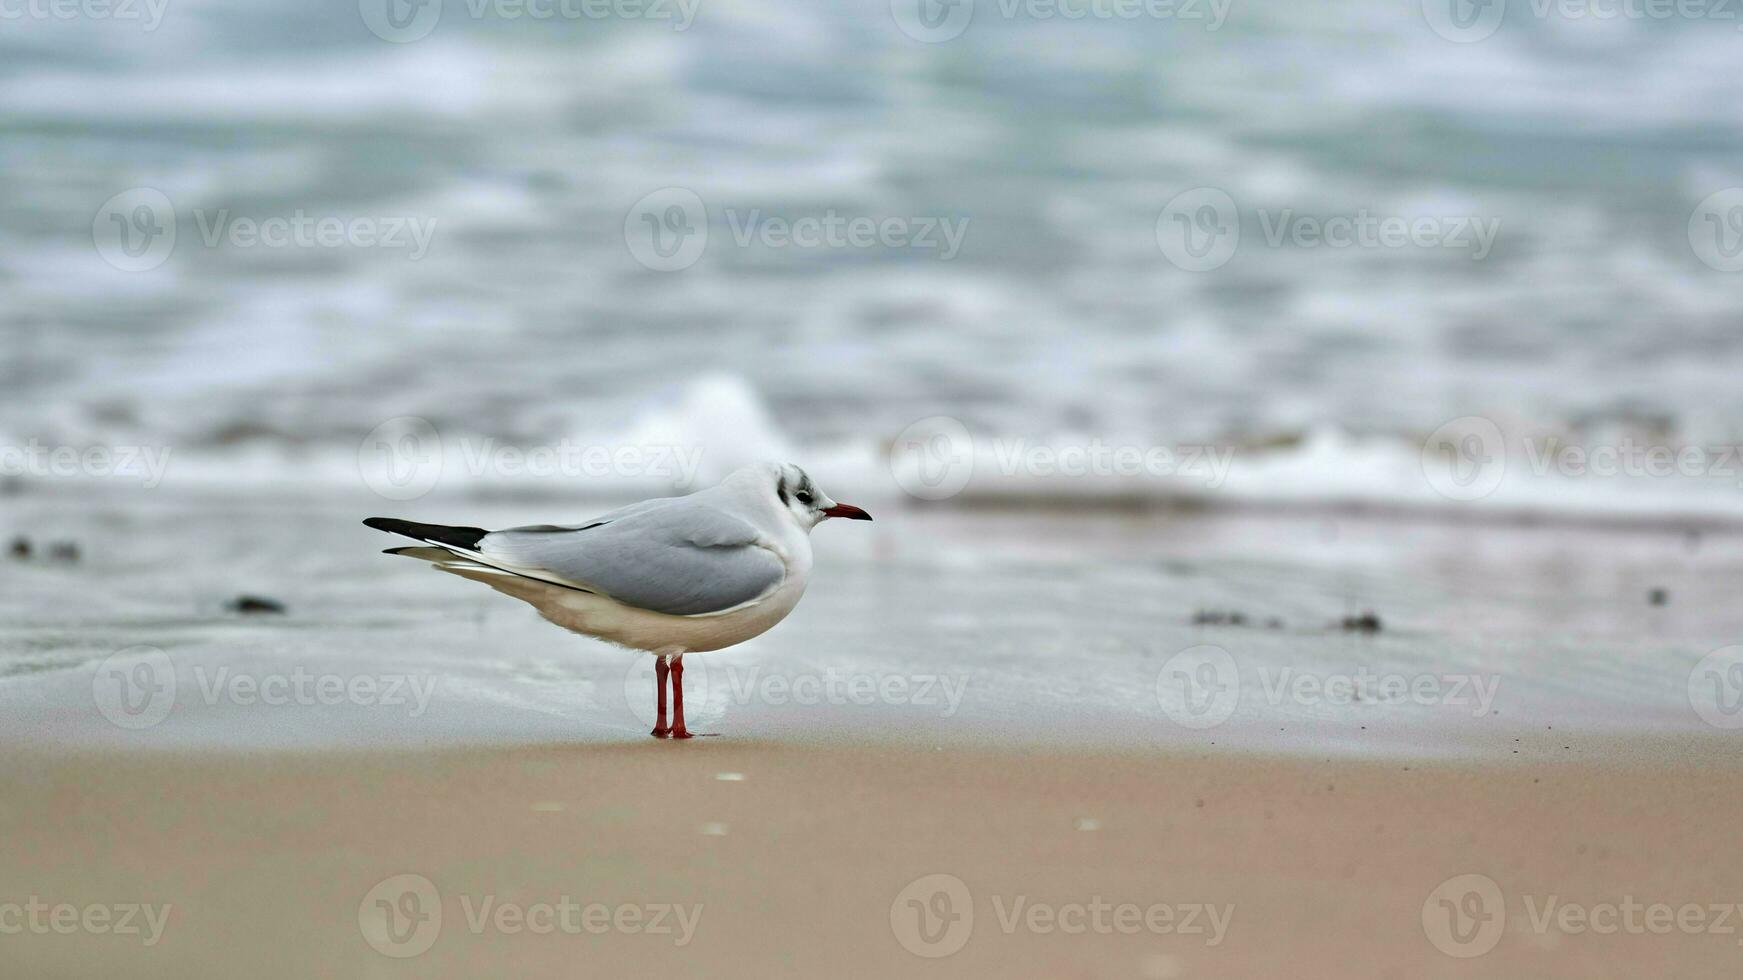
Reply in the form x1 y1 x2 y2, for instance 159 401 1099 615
10 0 1743 973
4 741 1742 978
4 490 1742 977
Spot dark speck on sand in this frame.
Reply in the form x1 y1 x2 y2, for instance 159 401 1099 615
229 595 287 615
1338 612 1383 633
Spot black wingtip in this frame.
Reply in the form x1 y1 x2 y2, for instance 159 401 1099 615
363 517 489 550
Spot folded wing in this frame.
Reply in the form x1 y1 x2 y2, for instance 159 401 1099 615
479 499 785 616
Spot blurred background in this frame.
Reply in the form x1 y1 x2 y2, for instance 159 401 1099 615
8 14 1743 977
4 0 1743 514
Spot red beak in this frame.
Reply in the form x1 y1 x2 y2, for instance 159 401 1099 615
822 503 873 521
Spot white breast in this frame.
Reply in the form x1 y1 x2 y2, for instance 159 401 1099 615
505 531 813 654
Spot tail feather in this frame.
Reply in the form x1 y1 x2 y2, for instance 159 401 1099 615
383 546 462 561
363 517 489 551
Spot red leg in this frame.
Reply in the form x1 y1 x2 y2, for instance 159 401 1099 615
669 656 692 739
650 656 670 738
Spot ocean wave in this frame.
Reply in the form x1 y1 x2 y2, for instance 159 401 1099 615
6 375 1741 530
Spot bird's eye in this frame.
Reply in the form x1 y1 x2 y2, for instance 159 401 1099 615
795 490 813 505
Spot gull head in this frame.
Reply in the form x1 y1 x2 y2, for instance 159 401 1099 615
730 462 872 531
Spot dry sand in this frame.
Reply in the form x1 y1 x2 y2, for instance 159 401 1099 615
3 737 1740 978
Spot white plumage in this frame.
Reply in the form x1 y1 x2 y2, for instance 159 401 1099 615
364 461 872 738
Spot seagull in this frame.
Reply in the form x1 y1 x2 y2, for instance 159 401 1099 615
364 462 872 738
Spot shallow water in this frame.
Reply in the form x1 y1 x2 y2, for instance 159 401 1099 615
4 488 1739 759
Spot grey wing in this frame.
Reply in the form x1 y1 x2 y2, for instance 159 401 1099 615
478 500 785 616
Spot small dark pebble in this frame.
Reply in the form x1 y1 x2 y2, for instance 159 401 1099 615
1192 609 1253 627
47 541 79 563
1648 588 1668 607
8 536 30 559
229 595 287 615
1338 612 1383 633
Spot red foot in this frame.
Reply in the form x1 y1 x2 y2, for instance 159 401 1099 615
650 726 671 739
669 726 694 740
